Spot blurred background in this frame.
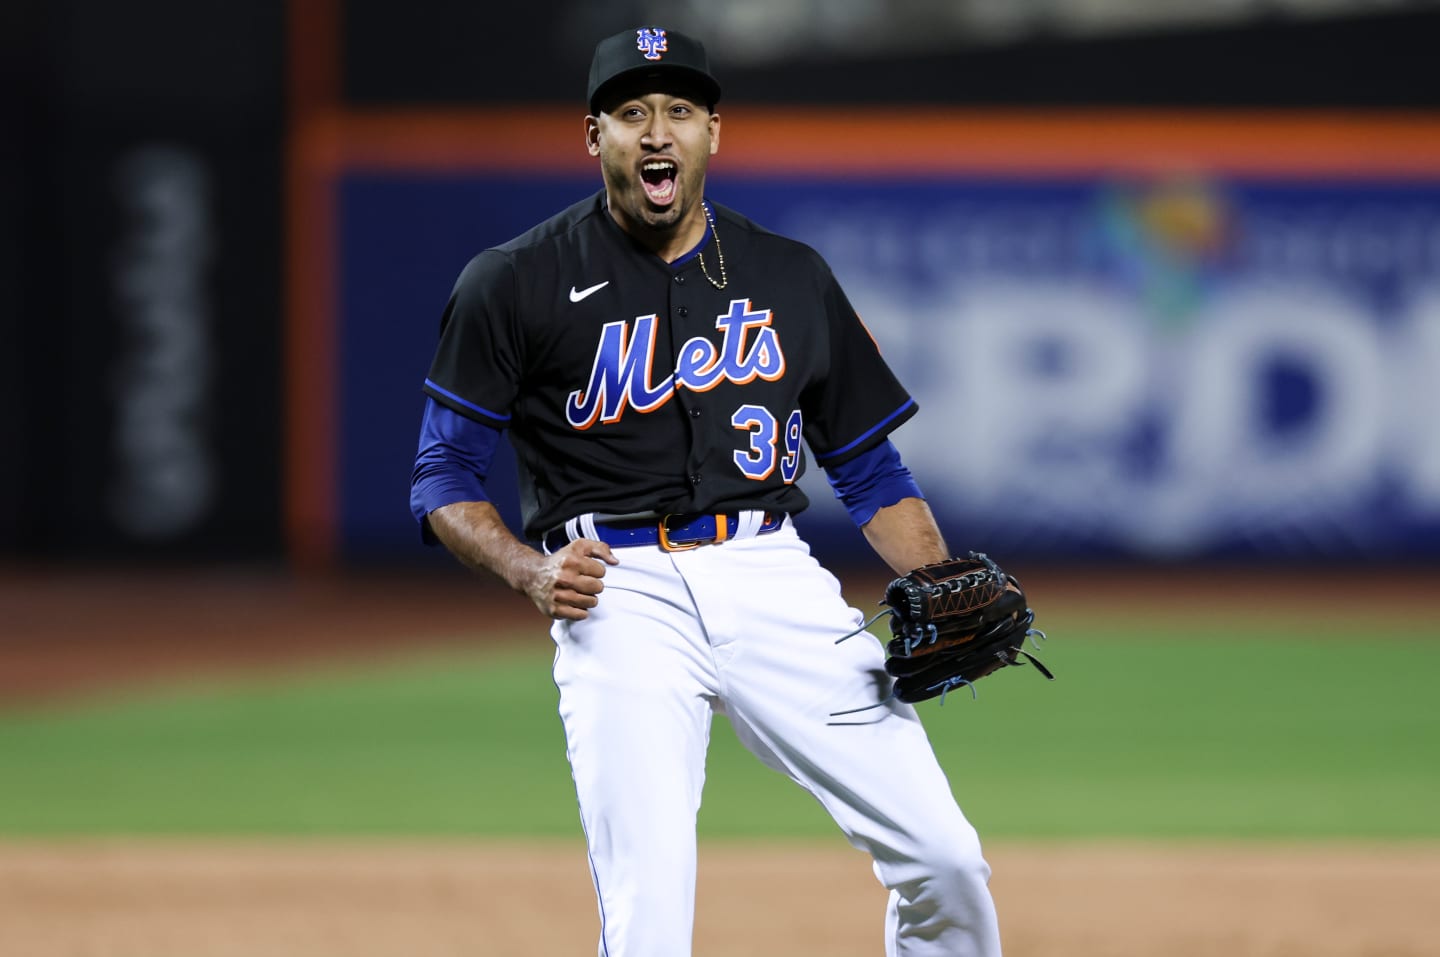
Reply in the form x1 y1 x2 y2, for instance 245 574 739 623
5 0 1440 572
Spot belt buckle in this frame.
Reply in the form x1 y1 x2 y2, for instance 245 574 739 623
657 514 703 552
657 513 730 552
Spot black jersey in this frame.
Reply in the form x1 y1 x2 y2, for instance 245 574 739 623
423 191 917 540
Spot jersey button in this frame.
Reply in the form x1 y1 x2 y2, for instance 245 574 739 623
689 473 701 485
675 274 686 285
689 408 701 418
678 306 689 317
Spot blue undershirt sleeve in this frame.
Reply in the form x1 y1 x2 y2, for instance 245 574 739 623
410 398 501 545
823 438 924 528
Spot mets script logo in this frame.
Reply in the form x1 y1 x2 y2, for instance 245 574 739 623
567 299 785 429
636 27 667 60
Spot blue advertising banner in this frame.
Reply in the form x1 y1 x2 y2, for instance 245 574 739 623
338 172 1440 562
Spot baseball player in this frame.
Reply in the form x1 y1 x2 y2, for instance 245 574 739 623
411 26 1003 957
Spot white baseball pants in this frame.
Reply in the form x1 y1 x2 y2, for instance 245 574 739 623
549 521 1002 957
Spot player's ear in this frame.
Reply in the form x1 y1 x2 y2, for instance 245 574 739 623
585 115 601 157
708 111 720 156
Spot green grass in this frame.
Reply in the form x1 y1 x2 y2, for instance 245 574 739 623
920 624 1440 839
1 619 1436 840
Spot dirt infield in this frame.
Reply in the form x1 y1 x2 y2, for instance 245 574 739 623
2 841 1437 957
2 566 1437 956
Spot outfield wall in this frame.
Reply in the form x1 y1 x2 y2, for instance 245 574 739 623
310 110 1440 565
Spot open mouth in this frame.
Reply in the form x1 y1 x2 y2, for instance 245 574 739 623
640 159 677 205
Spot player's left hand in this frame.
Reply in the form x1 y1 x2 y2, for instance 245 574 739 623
878 552 1053 703
836 552 1053 712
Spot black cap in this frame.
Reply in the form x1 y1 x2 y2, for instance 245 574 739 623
587 26 721 116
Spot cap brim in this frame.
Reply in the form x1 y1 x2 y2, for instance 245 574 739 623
590 66 721 115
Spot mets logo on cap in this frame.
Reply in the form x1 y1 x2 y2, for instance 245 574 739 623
636 27 667 60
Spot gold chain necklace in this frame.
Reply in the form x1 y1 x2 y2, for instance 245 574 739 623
697 202 728 290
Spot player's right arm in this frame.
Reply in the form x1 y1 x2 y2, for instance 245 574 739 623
411 396 616 621
413 251 617 621
425 500 616 622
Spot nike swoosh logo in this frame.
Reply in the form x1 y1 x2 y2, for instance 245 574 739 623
569 281 610 303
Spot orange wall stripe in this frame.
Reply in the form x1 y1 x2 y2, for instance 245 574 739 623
310 107 1440 178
